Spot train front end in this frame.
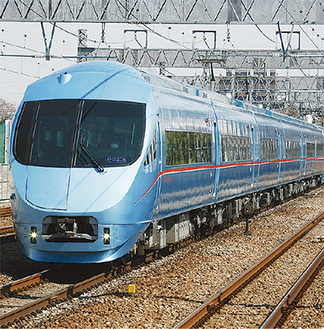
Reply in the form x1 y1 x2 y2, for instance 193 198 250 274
10 61 156 263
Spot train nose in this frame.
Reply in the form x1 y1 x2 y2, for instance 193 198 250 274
25 167 70 210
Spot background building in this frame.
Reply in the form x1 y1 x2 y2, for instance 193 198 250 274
1 0 324 125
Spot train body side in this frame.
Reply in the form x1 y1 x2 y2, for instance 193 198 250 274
145 87 324 221
212 102 258 201
151 88 216 218
134 83 324 221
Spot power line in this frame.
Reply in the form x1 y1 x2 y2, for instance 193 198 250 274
0 67 38 79
255 24 276 43
1 39 46 55
287 0 324 55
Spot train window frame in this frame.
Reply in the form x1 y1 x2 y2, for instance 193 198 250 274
285 140 300 159
144 131 157 166
260 137 279 160
306 142 315 158
220 134 252 163
165 130 212 166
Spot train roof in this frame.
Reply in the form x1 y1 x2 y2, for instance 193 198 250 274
136 66 324 132
27 61 323 133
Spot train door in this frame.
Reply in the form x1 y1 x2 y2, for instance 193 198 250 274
315 141 318 173
281 131 286 182
211 101 220 201
302 135 307 177
278 132 284 183
152 121 162 214
213 121 220 200
251 126 256 187
254 123 261 190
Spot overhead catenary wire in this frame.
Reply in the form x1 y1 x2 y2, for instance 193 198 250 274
2 6 324 73
3 0 324 51
286 0 324 55
276 0 324 84
0 66 38 79
1 1 303 62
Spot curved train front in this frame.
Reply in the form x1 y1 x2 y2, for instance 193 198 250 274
10 61 158 263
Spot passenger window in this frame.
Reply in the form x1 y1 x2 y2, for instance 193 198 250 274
317 143 324 157
165 131 212 166
260 138 279 160
285 140 300 159
145 132 157 166
306 142 315 158
221 135 251 162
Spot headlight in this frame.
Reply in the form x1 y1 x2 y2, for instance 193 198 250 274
103 228 110 245
31 227 37 244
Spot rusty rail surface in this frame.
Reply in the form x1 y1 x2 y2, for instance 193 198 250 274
0 226 14 235
174 211 324 329
0 207 15 243
0 207 12 217
0 226 16 243
260 248 324 329
0 270 49 296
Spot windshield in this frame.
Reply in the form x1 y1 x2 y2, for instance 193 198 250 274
14 99 146 168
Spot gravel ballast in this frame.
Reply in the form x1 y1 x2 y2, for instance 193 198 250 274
1 186 324 328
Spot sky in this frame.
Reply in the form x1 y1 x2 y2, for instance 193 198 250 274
1 21 323 108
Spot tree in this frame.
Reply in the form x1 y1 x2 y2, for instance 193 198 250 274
0 98 16 123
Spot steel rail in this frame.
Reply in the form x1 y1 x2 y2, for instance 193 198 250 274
0 225 16 243
260 248 324 329
0 286 71 326
0 207 12 217
0 270 49 296
0 247 183 327
0 270 103 326
0 226 14 235
174 211 324 329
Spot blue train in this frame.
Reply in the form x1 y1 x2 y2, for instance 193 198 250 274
10 61 324 263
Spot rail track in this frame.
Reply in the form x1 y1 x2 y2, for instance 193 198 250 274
0 269 105 327
0 237 196 328
174 211 324 329
0 208 12 218
1 191 323 328
0 227 15 243
0 207 15 243
2 215 322 329
0 271 49 297
261 248 324 328
0 226 14 236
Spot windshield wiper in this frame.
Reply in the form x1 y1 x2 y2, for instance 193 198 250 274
80 143 104 173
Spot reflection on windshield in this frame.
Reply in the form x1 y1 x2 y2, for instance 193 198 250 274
78 143 104 172
14 99 146 168
75 100 145 168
